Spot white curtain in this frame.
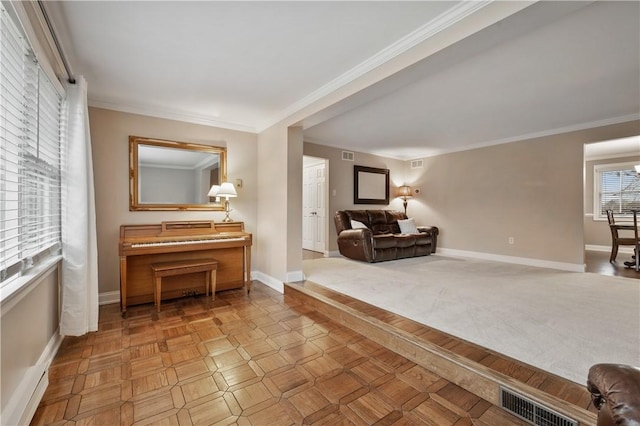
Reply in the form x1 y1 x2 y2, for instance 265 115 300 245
60 76 99 336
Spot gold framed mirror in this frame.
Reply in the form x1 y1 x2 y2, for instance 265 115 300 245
129 136 227 211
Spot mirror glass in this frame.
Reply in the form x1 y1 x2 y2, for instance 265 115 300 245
129 136 227 211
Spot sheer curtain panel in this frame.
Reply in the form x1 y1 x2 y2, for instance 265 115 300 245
60 76 98 336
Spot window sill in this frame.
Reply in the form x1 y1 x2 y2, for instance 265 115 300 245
0 255 62 315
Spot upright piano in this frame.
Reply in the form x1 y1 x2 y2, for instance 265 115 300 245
119 220 252 312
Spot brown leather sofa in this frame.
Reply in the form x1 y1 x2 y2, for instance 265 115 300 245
587 363 640 425
334 210 438 262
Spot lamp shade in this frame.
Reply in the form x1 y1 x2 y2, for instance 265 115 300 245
207 185 220 197
397 185 412 198
635 164 640 173
217 182 237 198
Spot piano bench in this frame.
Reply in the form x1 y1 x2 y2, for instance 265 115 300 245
150 258 218 312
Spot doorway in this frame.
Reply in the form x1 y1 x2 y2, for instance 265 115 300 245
302 156 329 255
583 136 640 279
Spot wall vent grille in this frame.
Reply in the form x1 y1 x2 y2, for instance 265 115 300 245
410 159 423 168
500 387 577 426
342 151 354 161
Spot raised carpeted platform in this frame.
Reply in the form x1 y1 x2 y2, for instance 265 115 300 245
302 255 640 385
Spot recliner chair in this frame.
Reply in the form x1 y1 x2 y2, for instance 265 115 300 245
587 363 640 425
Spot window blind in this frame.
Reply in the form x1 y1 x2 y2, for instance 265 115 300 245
596 165 640 218
1 4 62 285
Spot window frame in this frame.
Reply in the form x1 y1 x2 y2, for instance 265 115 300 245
0 2 64 292
593 161 640 221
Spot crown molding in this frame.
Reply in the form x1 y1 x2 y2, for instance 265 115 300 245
416 113 640 160
88 98 257 134
257 0 493 132
307 114 640 162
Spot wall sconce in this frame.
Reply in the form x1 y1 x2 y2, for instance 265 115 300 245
397 185 412 215
216 182 237 222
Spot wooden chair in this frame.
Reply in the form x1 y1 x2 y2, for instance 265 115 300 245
628 210 640 272
605 209 636 262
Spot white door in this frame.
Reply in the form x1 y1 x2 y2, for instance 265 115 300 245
302 165 316 250
313 163 327 252
302 159 327 253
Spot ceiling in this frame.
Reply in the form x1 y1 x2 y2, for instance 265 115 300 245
47 1 639 161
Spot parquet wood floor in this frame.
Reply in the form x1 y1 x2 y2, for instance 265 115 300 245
285 280 597 425
32 282 532 426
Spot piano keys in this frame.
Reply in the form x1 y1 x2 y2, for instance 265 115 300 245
119 220 252 312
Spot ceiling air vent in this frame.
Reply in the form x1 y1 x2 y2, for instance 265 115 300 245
410 159 423 169
342 151 354 161
500 387 577 426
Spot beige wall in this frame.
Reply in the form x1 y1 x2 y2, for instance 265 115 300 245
584 153 640 247
89 107 258 295
303 142 407 252
405 120 639 266
255 124 302 284
1 264 60 422
305 121 638 265
286 127 304 278
246 2 532 284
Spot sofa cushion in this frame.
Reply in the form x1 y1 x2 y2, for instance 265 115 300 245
368 210 387 224
415 244 432 256
372 234 397 249
413 232 431 246
395 234 417 248
384 211 403 234
397 246 416 259
367 210 391 234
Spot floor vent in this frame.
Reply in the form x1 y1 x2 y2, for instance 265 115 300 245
342 150 354 161
500 387 577 426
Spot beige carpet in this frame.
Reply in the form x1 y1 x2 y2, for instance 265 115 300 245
302 254 640 385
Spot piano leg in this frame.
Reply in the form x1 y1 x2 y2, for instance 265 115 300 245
120 256 128 314
245 246 252 295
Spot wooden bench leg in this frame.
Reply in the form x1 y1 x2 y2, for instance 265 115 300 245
211 269 217 301
151 259 218 312
154 276 162 313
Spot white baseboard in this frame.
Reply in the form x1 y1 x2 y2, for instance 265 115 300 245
3 328 63 426
252 271 284 293
437 248 586 273
585 244 633 254
286 270 305 282
98 270 290 302
99 290 120 305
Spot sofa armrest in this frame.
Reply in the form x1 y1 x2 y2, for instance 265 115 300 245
337 228 374 262
417 226 439 253
587 363 640 425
